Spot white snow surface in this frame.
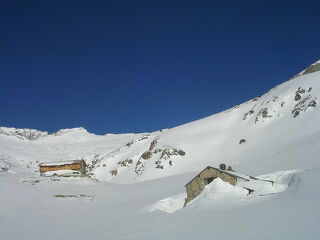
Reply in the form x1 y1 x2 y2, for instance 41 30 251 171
222 169 252 180
1 62 320 239
41 169 81 177
1 169 320 240
150 170 296 213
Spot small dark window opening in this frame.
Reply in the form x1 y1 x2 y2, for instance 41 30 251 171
205 177 216 185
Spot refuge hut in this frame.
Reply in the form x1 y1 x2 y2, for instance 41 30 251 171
184 164 251 206
39 160 87 177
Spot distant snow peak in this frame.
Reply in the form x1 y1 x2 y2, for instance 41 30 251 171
0 126 91 140
52 127 89 136
0 127 48 140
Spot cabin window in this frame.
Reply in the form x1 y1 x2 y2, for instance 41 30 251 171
205 177 216 185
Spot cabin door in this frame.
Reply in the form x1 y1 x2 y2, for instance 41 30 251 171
205 177 216 185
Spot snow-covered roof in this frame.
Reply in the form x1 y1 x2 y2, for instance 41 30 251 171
185 166 251 186
39 160 86 167
222 169 251 181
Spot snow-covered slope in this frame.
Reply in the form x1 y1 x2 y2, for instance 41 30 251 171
1 60 320 183
2 60 320 240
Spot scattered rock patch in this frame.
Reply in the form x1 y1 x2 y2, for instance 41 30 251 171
135 160 145 176
292 95 317 118
54 194 93 201
255 108 272 123
294 87 306 101
117 159 133 167
243 110 254 120
110 169 118 176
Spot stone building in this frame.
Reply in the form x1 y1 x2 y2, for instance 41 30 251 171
184 165 251 206
39 160 87 177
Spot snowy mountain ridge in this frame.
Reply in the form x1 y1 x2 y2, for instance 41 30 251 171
1 60 320 183
291 59 320 79
0 127 49 140
2 60 320 240
0 126 94 140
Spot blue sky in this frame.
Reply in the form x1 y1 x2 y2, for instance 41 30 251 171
1 0 320 134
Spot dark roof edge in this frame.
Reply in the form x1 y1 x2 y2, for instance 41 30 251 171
184 166 248 187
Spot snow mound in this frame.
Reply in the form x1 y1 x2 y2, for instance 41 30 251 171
187 178 249 209
248 169 299 196
150 170 297 213
42 169 82 177
149 193 186 213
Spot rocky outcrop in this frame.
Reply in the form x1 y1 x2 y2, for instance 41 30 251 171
301 61 320 75
117 159 133 167
291 60 320 79
292 95 317 118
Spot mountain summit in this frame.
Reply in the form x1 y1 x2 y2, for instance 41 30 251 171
291 59 320 79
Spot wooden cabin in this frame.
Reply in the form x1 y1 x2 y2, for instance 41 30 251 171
184 165 250 206
39 160 87 177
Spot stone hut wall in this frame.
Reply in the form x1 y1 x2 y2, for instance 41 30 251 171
184 167 237 206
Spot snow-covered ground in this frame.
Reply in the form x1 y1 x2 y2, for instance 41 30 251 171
1 168 319 240
151 169 297 213
1 60 320 239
